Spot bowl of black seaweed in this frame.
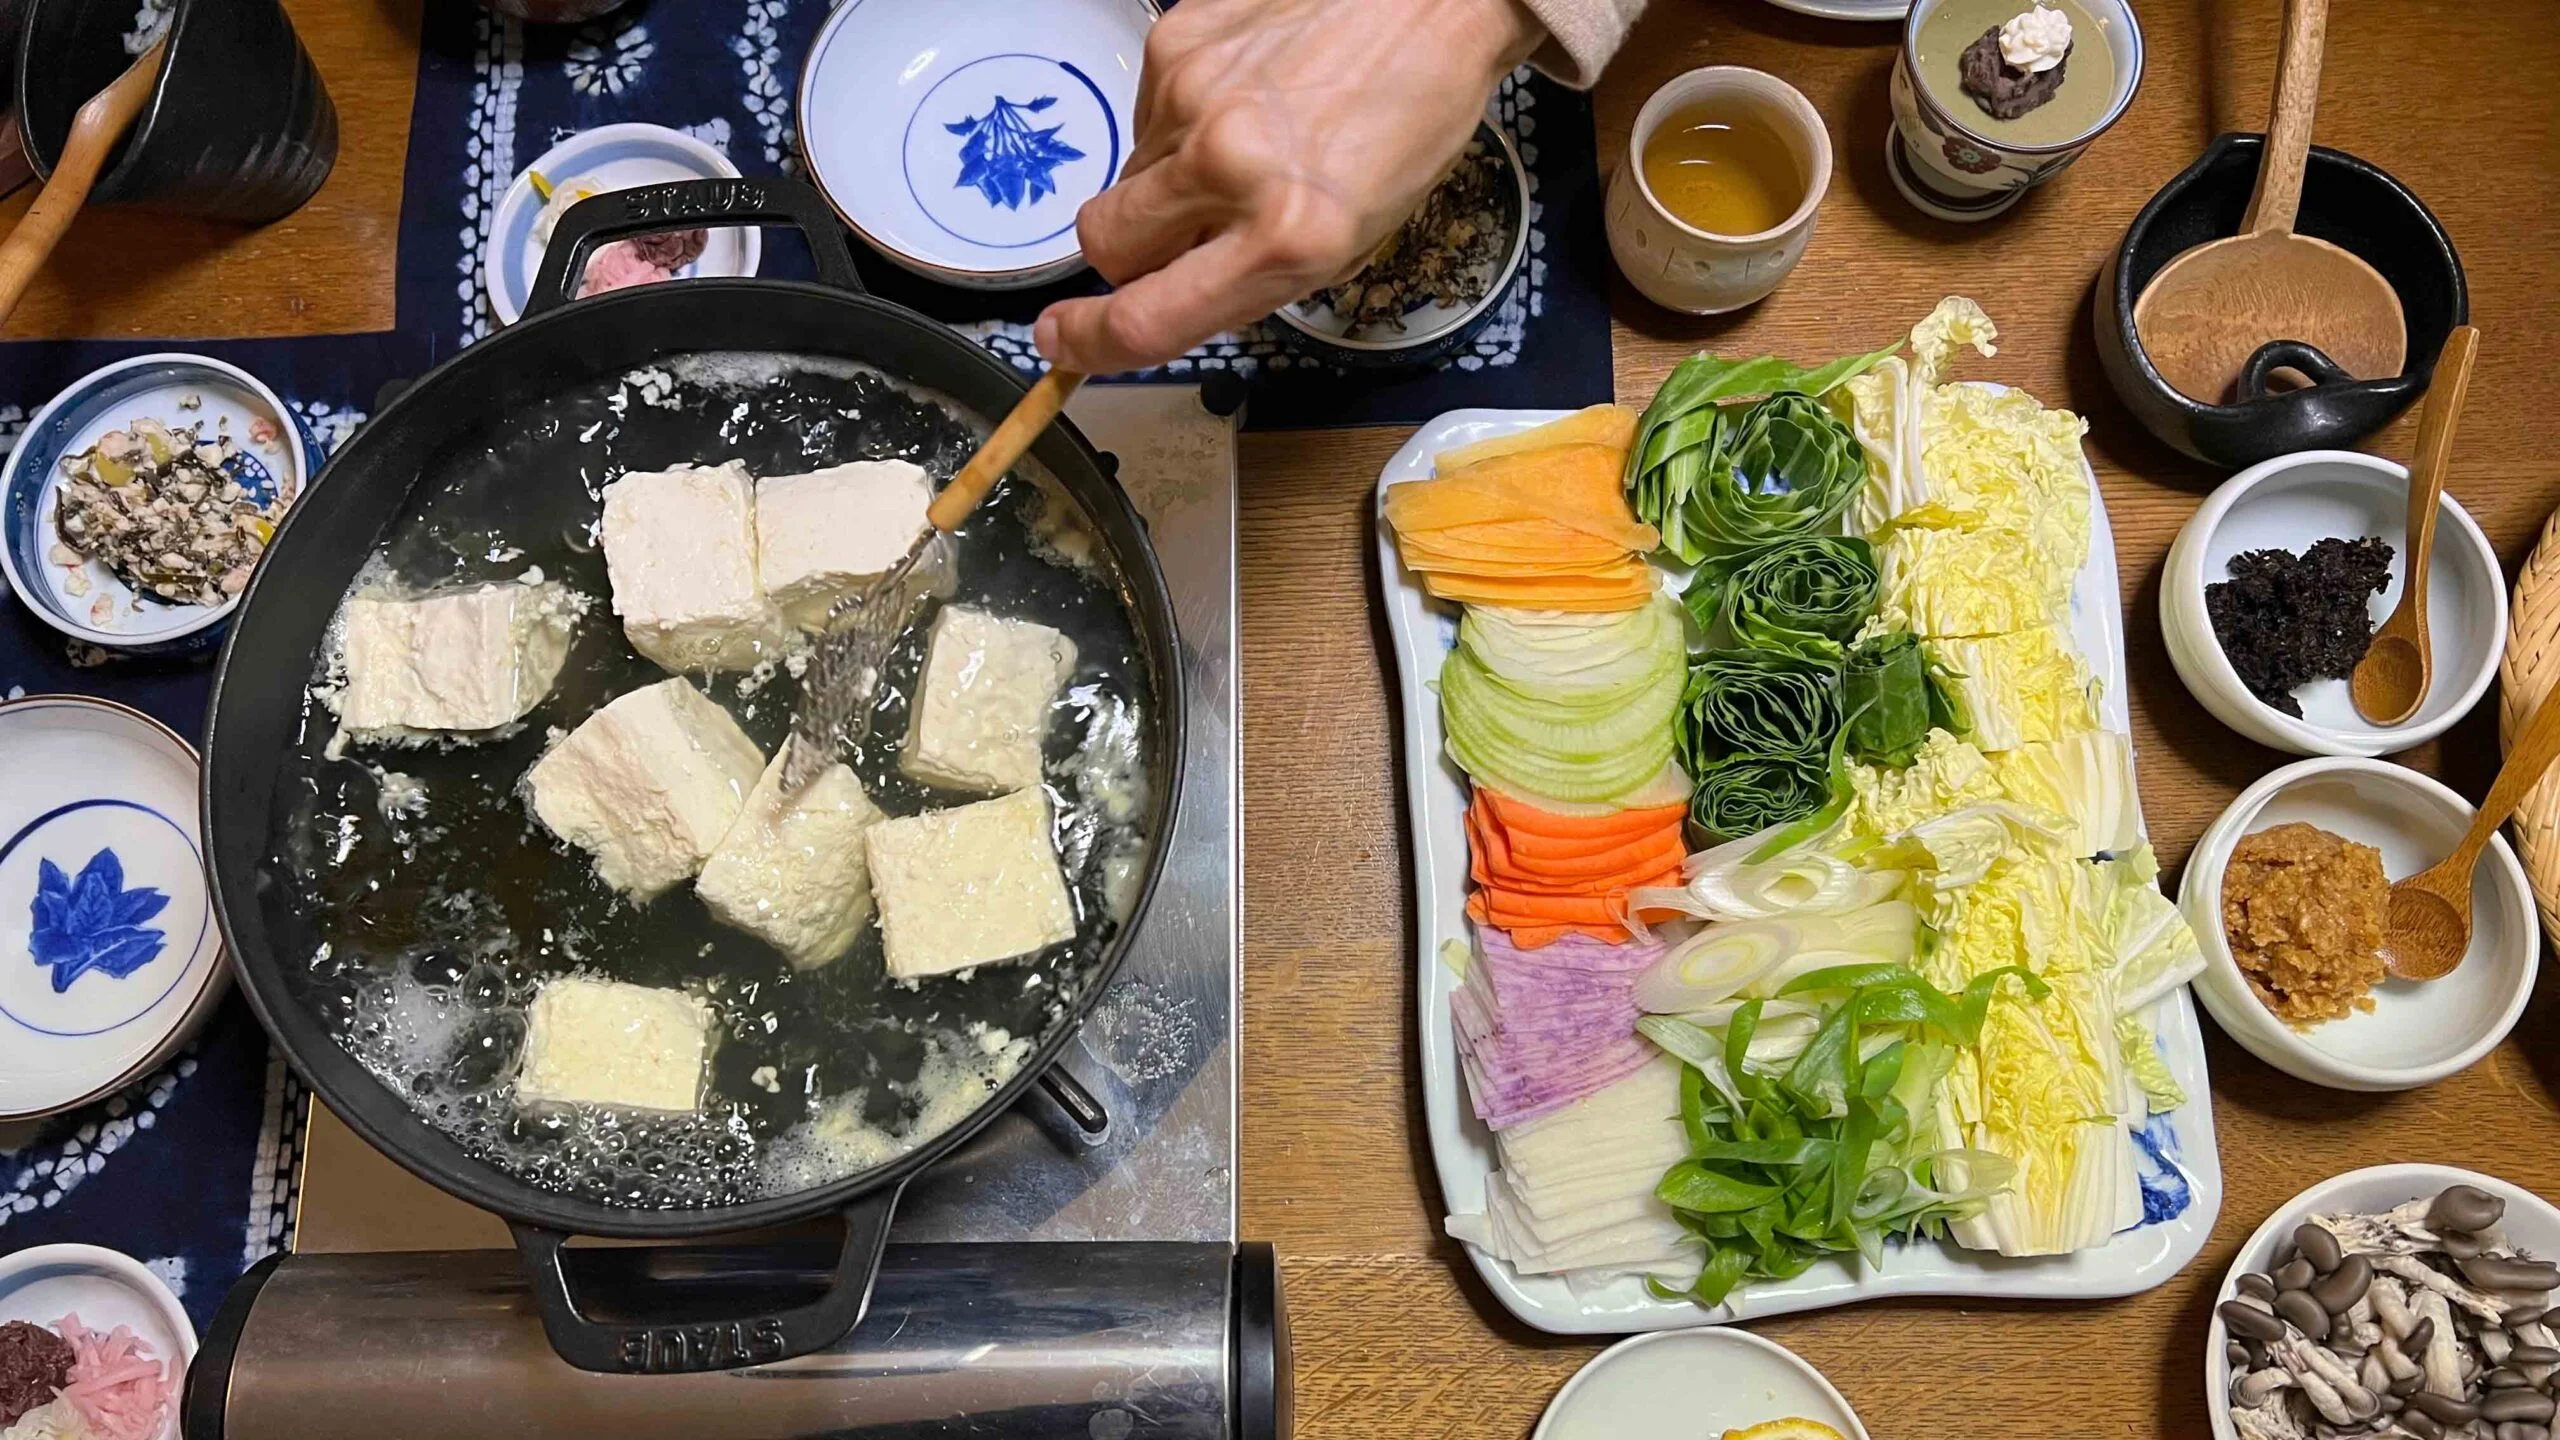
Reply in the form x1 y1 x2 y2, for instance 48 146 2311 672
1268 121 1528 371
2161 449 2504 756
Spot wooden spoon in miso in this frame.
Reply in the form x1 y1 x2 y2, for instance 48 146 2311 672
2384 687 2560 982
2132 0 2405 404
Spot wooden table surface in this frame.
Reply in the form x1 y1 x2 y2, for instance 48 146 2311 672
35 1 2560 1436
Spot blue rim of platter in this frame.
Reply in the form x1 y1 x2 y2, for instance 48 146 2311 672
798 0 1157 287
0 354 318 654
0 694 226 1120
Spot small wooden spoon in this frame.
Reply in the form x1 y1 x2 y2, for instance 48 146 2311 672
2351 326 2481 726
0 32 167 329
2131 0 2405 405
2385 686 2560 981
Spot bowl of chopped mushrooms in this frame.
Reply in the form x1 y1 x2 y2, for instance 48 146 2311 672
2178 756 2536 1093
2161 449 2506 758
1269 120 1529 369
1 354 315 654
2209 1165 2560 1440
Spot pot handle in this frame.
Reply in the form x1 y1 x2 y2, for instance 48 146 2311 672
2238 338 2358 400
509 1179 905 1373
527 176 866 319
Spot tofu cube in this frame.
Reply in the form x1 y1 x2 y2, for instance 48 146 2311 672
697 755 885 970
600 461 791 672
755 460 935 631
865 787 1076 979
901 607 1077 795
516 977 714 1112
337 579 578 735
527 678 765 899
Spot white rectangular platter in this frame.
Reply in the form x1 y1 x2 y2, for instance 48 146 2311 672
1377 405 2225 1335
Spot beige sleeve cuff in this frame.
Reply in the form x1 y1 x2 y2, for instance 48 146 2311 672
1517 0 1648 88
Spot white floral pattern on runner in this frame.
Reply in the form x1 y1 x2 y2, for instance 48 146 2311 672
738 0 795 169
456 12 525 344
565 15 654 97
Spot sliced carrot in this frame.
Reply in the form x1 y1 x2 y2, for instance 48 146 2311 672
1421 569 1657 611
1434 405 1639 473
1475 830 1686 886
1437 445 1657 551
1477 789 1686 839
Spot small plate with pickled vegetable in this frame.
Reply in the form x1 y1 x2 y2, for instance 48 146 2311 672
1376 298 2223 1335
0 354 315 654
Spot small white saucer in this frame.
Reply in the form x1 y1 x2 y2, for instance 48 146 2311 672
1534 1329 1870 1440
482 123 762 326
0 696 226 1120
0 1244 194 1440
798 0 1153 289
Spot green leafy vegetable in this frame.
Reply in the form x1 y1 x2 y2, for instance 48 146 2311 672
1694 536 1879 658
1841 631 1965 767
1624 344 1899 569
1676 649 1846 841
1637 964 2034 1306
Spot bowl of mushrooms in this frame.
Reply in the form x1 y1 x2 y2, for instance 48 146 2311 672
2210 1164 2560 1440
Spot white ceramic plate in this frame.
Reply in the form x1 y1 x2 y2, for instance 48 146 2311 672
482 123 761 327
2178 757 2537 1091
1376 401 2223 1334
2205 1165 2560 1440
0 1244 194 1440
1764 0 1909 20
0 696 227 1120
1535 1328 1870 1440
798 0 1151 288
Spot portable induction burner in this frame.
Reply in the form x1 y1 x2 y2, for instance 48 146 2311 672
186 384 1281 1438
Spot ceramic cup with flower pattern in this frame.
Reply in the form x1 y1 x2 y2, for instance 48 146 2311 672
1605 67 1833 315
1888 0 2144 223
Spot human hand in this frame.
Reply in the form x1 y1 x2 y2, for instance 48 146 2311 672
1032 0 1543 375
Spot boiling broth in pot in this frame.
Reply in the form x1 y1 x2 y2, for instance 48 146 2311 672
267 355 1156 1210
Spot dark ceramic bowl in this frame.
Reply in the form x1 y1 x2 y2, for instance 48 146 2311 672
2095 134 2466 474
18 0 336 224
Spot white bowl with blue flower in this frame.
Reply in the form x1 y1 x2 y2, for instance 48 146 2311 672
797 0 1154 289
0 695 228 1121
0 354 316 656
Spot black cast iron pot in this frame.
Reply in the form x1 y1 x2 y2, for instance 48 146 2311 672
202 179 1185 1373
2094 133 2467 474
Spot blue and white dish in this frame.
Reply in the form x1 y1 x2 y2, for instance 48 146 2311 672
0 696 227 1121
1271 122 1530 370
483 123 762 326
798 0 1154 289
0 354 315 655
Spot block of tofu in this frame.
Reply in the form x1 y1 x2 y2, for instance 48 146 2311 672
600 460 791 672
755 460 935 631
526 678 765 899
516 977 714 1112
865 787 1076 979
336 579 579 736
901 606 1078 794
697 755 885 970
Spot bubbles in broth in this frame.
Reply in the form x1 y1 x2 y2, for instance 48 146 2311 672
271 355 1158 1210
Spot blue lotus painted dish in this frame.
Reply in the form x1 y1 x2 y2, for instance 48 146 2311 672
799 0 1153 289
0 696 226 1119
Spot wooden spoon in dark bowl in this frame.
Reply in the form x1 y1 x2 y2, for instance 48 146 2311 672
2132 0 2405 405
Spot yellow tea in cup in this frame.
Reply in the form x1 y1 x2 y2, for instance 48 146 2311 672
1639 105 1805 236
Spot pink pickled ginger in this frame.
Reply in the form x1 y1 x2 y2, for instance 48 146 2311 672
52 1316 168 1440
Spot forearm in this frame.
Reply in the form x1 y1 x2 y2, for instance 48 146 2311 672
1515 0 1648 87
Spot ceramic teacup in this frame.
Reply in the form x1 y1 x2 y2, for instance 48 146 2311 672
1887 0 2143 222
1605 67 1831 315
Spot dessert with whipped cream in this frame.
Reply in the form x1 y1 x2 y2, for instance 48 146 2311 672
1914 0 2117 146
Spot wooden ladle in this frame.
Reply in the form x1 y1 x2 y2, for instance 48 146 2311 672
2131 0 2405 405
2384 687 2560 981
2351 325 2480 725
0 32 167 329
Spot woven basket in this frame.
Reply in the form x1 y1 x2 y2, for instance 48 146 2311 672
2501 504 2560 946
